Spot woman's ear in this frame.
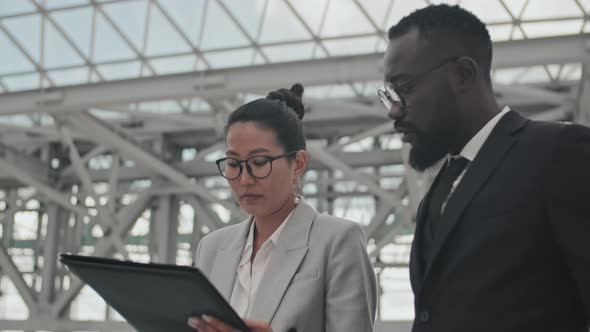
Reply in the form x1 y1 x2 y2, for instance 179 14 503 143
293 150 308 179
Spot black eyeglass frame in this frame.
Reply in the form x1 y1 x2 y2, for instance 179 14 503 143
215 150 298 180
377 56 461 112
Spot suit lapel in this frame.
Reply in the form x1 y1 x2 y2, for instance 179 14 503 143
209 218 251 300
248 199 316 323
422 111 527 281
410 161 447 292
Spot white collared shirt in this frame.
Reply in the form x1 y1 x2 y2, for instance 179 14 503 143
440 106 511 211
229 209 294 318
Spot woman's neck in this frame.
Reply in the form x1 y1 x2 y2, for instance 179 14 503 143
253 196 297 249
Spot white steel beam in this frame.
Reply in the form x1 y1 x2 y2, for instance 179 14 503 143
0 243 39 313
50 191 154 317
1 34 588 116
62 111 244 218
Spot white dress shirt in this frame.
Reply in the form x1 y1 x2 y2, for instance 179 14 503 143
229 208 294 318
441 106 511 211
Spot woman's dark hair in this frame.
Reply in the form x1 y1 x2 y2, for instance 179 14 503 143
224 83 306 155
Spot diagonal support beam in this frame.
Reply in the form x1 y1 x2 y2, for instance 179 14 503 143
0 243 39 313
63 111 244 219
50 191 154 317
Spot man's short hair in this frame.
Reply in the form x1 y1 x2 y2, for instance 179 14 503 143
388 4 493 84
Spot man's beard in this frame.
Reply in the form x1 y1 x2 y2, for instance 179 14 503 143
408 132 450 172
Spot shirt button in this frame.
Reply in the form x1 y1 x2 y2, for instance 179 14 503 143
419 311 430 323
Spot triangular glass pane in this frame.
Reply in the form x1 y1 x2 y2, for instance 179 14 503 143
0 31 36 74
44 20 85 68
560 63 582 81
203 49 256 69
102 0 148 51
94 12 136 62
511 27 525 40
321 1 375 37
141 65 153 77
201 0 250 50
3 73 41 91
585 20 590 33
307 84 356 98
146 4 192 56
521 19 584 38
49 67 89 86
42 78 52 88
195 57 208 71
581 0 590 13
488 24 513 41
3 15 41 63
0 2 36 16
357 0 393 29
0 277 30 319
386 1 429 28
259 0 309 43
51 7 93 58
187 98 211 112
159 0 206 46
516 66 550 84
97 61 141 80
90 70 101 82
522 0 582 20
224 0 267 39
502 0 528 18
150 54 198 74
460 0 512 23
43 0 88 9
493 67 526 84
324 36 380 56
546 64 561 81
290 0 328 35
312 45 328 59
263 42 314 63
375 38 387 52
321 0 375 37
253 51 266 65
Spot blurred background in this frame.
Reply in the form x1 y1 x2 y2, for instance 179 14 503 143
0 0 588 331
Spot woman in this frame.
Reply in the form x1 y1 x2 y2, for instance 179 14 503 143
189 84 376 332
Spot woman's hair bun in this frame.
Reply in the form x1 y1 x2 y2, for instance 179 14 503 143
266 83 305 120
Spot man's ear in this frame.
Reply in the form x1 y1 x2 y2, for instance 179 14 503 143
453 56 479 93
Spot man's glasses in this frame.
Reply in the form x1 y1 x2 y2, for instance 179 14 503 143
377 56 460 113
215 151 298 180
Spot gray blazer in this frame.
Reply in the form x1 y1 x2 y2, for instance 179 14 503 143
195 199 377 332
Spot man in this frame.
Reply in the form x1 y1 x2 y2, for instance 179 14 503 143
380 4 590 332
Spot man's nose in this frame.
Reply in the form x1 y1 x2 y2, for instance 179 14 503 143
388 103 404 120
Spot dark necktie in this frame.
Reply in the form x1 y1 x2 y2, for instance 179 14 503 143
425 156 469 240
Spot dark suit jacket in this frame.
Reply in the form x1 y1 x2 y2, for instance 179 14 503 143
410 111 590 332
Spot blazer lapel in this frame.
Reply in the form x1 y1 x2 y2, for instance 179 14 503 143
209 218 251 300
248 199 316 323
423 111 527 281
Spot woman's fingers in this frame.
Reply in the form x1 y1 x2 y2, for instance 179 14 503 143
187 315 241 332
244 319 273 332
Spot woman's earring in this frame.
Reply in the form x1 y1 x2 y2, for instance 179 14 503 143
293 177 302 203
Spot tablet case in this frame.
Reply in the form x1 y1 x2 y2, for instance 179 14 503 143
60 254 251 332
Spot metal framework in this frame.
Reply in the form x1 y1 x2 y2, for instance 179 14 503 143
0 0 589 330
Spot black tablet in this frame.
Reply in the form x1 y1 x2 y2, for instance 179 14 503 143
60 254 250 332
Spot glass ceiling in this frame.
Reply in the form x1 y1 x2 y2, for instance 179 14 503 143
0 0 588 93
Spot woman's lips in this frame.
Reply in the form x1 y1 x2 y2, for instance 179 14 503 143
241 194 263 202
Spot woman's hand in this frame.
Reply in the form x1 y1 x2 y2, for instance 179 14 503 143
188 315 273 332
